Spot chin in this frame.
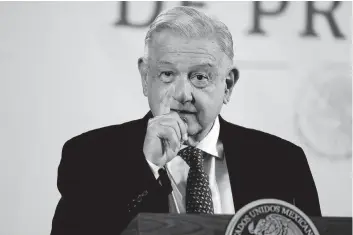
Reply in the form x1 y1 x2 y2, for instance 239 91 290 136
186 122 202 136
182 114 202 133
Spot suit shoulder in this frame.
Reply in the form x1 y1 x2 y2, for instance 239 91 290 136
222 120 308 175
63 117 145 151
247 126 300 150
223 120 302 153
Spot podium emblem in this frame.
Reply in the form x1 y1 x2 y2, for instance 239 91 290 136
225 199 320 235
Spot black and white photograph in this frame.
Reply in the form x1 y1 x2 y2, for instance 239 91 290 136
0 1 351 235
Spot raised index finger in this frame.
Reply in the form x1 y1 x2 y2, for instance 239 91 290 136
158 87 174 116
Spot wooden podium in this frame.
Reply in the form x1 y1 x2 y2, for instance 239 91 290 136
121 213 352 235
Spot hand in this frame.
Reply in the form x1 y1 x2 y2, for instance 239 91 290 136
143 88 188 167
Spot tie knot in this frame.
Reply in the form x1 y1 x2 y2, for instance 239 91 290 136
178 146 204 168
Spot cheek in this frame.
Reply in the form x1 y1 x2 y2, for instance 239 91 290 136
194 96 217 121
147 79 163 112
194 86 225 120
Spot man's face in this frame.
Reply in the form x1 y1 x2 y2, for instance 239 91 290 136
140 30 236 142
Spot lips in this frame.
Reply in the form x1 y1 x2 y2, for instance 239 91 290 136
171 109 196 115
178 110 196 114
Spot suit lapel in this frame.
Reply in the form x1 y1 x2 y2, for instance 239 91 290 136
218 115 244 213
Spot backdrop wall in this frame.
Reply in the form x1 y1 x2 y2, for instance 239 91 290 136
0 2 351 235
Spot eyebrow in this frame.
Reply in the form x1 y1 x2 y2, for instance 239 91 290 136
190 63 215 69
156 60 174 66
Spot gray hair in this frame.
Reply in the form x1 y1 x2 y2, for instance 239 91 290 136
144 6 234 62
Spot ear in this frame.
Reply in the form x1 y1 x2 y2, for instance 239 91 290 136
138 57 149 97
223 66 239 104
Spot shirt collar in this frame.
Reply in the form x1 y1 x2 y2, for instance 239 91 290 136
181 116 220 158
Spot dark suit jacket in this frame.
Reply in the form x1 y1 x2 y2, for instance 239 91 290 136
51 112 321 235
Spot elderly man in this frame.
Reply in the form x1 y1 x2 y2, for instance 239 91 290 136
51 6 321 235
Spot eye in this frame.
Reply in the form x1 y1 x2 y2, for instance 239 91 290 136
190 73 209 88
161 71 173 77
159 71 174 83
196 74 205 80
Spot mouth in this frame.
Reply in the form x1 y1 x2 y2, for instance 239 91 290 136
171 109 196 115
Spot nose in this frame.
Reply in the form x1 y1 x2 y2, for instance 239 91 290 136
173 75 193 104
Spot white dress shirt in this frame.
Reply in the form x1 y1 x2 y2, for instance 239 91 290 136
147 117 235 214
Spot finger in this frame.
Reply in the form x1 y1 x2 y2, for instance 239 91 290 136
159 113 187 143
165 148 179 163
177 117 188 142
159 119 182 144
158 86 174 116
186 137 199 147
157 125 180 154
148 116 182 145
169 112 188 142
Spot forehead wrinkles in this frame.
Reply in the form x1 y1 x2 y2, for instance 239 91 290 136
149 47 220 66
147 53 216 69
149 35 220 55
158 42 218 56
162 51 216 62
147 38 229 70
